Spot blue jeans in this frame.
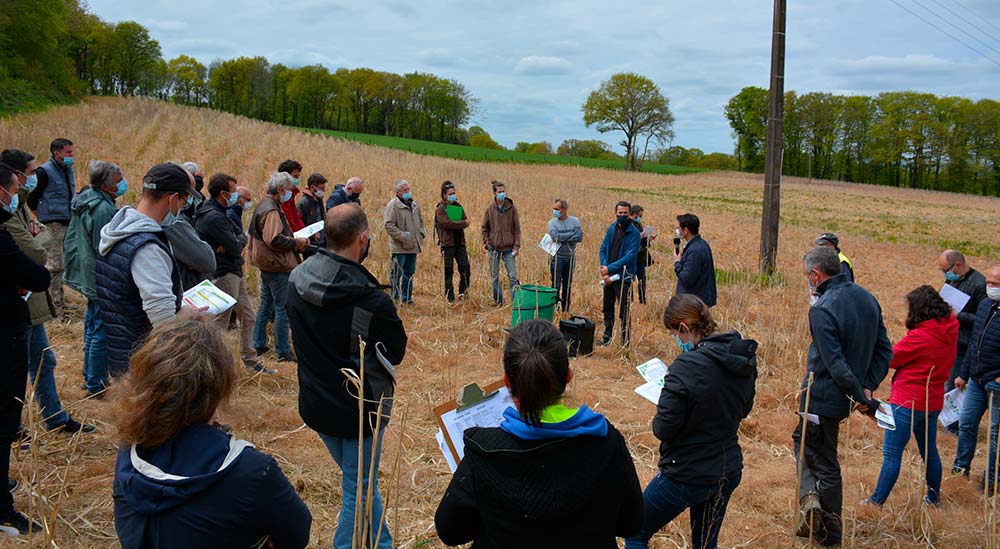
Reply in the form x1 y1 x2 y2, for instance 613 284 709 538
489 249 519 305
253 271 292 357
390 253 417 303
624 470 742 549
319 433 392 549
27 325 69 428
953 378 1000 484
82 300 109 393
550 255 575 311
870 405 941 505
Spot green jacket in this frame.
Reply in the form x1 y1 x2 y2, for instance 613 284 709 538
65 186 118 301
3 193 55 325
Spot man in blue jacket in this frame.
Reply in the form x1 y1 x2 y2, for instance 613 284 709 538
952 265 1000 493
27 137 75 316
793 246 891 546
598 201 640 347
673 213 717 307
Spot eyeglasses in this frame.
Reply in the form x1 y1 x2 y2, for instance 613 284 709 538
941 263 956 273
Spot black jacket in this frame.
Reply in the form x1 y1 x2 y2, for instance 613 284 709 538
297 193 326 249
0 210 51 338
949 268 988 353
195 198 247 278
434 422 643 548
959 297 1000 385
286 249 407 438
325 185 361 210
799 274 892 418
674 234 717 307
654 331 757 484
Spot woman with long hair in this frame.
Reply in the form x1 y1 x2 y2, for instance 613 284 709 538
868 285 957 506
625 294 758 549
435 319 643 547
113 319 311 548
434 180 471 302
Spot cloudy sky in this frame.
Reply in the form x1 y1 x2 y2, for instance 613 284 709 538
89 0 1000 154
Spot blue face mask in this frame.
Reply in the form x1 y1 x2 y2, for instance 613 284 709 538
161 211 176 227
115 179 128 197
227 192 239 207
553 209 561 218
944 270 960 282
23 174 38 193
280 190 293 203
675 335 694 353
3 192 19 214
447 194 458 203
496 192 506 202
401 192 413 201
62 156 74 167
636 216 642 224
291 177 300 187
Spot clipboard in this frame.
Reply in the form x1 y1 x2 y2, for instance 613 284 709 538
433 380 512 469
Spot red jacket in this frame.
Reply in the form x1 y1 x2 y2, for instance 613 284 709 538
280 187 305 232
888 316 958 411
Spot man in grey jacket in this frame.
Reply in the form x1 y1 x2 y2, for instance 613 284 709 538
383 180 424 304
547 198 582 312
793 246 891 547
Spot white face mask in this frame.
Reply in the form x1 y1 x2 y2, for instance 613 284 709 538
988 286 1000 302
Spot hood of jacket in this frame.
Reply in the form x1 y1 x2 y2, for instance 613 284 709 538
493 197 514 213
690 331 758 378
115 424 254 515
99 206 162 256
71 186 115 216
290 248 381 308
499 404 608 441
913 316 959 346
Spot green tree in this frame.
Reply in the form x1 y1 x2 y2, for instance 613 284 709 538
167 55 207 106
470 133 503 150
582 72 675 171
557 139 613 158
724 86 768 172
287 65 341 128
112 21 161 96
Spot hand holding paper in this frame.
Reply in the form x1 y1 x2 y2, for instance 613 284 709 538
182 280 237 316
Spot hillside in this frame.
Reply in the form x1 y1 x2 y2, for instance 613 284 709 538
2 96 999 548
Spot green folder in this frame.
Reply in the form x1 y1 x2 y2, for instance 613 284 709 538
446 205 464 222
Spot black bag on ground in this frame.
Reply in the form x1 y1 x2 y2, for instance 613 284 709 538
559 316 595 358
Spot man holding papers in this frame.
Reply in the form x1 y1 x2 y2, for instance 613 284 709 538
547 198 582 312
939 250 988 400
196 173 270 374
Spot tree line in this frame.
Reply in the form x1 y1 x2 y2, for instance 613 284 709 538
725 86 1000 196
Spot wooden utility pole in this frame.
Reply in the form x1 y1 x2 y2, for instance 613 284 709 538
759 0 786 275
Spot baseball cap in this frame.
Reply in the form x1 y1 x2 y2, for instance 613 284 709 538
141 163 195 195
814 232 839 247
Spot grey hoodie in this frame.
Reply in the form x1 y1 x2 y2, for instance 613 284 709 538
99 206 179 325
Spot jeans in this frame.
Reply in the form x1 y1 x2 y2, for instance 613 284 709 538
319 432 392 549
636 261 648 304
489 249 518 305
27 324 69 428
253 271 292 357
870 405 941 505
953 378 1000 485
0 332 28 516
390 253 417 303
792 415 843 543
624 470 742 549
550 254 575 312
82 300 109 393
602 278 632 344
442 246 470 301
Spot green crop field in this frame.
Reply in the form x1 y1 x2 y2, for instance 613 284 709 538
297 128 708 175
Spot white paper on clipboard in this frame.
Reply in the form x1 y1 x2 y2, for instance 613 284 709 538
539 234 560 257
438 386 516 462
940 284 972 313
293 220 324 240
436 429 459 473
182 280 237 315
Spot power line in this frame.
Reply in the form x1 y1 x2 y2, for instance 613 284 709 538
953 0 1000 37
926 0 1000 47
888 0 1000 68
912 0 1000 56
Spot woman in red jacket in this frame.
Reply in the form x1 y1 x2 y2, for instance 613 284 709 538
869 285 958 507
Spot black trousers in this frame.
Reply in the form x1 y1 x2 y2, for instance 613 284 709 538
550 256 574 311
0 331 28 517
442 246 470 301
792 415 843 543
602 279 632 344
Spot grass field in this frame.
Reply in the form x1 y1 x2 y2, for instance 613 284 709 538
2 96 1000 548
298 127 708 176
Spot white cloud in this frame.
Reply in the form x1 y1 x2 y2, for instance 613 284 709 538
514 56 573 76
144 19 189 32
832 54 957 76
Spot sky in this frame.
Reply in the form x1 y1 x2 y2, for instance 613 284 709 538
88 0 1000 155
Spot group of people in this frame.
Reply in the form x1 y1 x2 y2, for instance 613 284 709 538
0 136 999 548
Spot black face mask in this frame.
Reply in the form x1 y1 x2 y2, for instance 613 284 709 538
617 214 631 227
359 236 371 264
194 175 204 192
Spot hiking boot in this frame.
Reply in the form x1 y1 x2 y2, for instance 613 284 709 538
598 335 612 347
0 511 42 536
950 466 970 478
276 354 296 364
247 363 277 375
795 492 826 540
54 419 95 434
85 389 106 401
254 346 269 357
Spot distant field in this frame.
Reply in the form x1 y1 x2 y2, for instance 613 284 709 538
298 127 708 175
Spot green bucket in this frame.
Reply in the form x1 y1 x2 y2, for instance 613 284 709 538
510 284 558 327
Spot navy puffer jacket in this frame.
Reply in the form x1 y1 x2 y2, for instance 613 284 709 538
959 297 1000 385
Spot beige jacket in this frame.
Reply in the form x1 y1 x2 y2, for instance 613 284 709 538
384 196 425 254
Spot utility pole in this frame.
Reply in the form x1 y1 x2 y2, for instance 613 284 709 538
759 0 786 275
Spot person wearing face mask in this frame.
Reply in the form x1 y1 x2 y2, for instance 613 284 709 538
277 159 306 233
673 213 717 308
326 176 364 210
598 201 641 347
195 173 270 375
248 171 309 363
625 294 757 549
96 162 205 379
287 204 407 549
0 162 51 536
481 180 521 306
180 161 206 224
547 198 582 312
793 246 891 547
384 179 425 305
27 138 75 318
630 204 654 305
938 250 988 399
297 172 328 255
228 186 253 231
435 181 471 303
65 160 126 397
951 266 1000 494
